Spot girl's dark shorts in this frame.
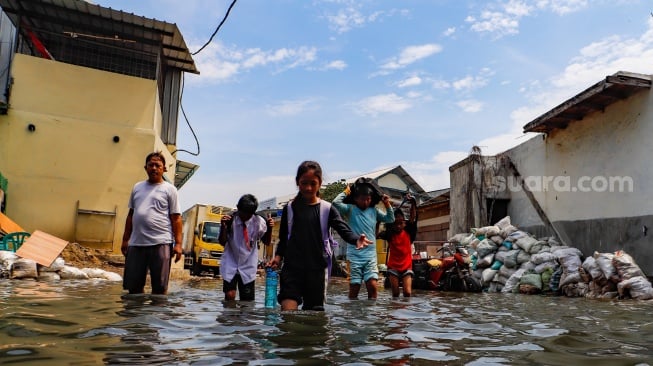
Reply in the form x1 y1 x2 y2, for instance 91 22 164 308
278 266 327 311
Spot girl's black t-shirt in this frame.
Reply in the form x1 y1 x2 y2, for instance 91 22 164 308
276 198 358 270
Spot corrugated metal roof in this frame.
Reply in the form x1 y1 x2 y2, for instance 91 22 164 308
523 71 651 134
175 160 199 190
0 0 198 73
344 165 426 194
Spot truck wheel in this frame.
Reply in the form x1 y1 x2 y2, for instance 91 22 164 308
192 256 202 276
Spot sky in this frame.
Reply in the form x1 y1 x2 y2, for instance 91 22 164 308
96 0 653 211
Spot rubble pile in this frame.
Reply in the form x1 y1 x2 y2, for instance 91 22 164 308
449 216 653 300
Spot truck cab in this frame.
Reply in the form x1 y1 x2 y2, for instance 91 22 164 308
182 204 228 276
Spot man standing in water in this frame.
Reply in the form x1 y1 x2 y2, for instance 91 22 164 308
121 151 183 295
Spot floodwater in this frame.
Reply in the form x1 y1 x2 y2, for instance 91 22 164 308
1 277 652 366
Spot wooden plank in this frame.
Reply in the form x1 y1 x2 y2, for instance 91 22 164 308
15 230 69 267
0 211 24 234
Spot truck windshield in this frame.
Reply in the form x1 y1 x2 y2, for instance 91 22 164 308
202 222 221 243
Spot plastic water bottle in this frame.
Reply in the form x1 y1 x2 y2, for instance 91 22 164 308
265 267 278 309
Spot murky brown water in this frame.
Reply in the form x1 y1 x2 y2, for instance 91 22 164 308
1 276 652 365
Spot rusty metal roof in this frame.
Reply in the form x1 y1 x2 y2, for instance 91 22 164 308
0 0 198 74
523 71 651 134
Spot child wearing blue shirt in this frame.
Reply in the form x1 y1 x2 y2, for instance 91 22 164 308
333 180 394 299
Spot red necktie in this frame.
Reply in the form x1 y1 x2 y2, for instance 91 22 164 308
243 223 250 250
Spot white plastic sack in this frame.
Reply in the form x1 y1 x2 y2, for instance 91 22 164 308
494 216 511 230
515 236 538 253
534 261 558 274
499 225 518 238
482 268 498 284
612 250 645 281
581 256 604 281
502 268 526 293
617 276 653 300
594 252 619 282
530 252 557 265
11 258 38 279
39 257 65 272
38 272 61 281
59 265 90 280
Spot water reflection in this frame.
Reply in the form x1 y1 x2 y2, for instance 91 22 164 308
0 277 652 365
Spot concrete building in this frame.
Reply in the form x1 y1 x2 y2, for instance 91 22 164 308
0 0 199 253
449 71 653 274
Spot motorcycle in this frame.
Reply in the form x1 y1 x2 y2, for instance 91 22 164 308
413 242 482 292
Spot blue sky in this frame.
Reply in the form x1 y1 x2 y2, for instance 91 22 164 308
97 0 653 211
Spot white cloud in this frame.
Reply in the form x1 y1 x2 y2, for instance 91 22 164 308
457 99 484 113
352 93 412 116
452 69 492 91
466 0 588 38
323 4 408 34
397 75 423 88
266 98 319 117
188 43 318 83
443 27 456 37
324 60 348 70
380 44 442 71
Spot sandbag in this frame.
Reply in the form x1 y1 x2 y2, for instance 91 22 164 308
502 250 520 268
594 252 619 282
494 250 508 264
476 239 497 259
520 272 543 289
530 252 557 265
101 271 123 282
506 230 529 243
38 271 61 281
494 216 511 230
82 268 108 278
500 225 518 238
515 236 538 253
517 250 531 264
59 265 90 280
617 276 653 300
39 257 65 272
0 250 17 278
612 250 646 281
534 261 558 274
499 265 516 279
502 268 526 293
582 256 604 281
476 253 495 269
11 258 38 279
481 268 498 284
490 235 504 245
540 267 554 291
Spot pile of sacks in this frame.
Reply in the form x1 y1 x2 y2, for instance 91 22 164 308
449 216 653 300
0 250 122 282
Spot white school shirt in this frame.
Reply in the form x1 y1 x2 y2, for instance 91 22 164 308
219 214 267 283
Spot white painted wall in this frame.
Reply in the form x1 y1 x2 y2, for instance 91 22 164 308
507 90 652 223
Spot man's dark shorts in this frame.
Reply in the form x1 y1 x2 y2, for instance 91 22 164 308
223 273 255 301
278 266 327 311
123 244 171 294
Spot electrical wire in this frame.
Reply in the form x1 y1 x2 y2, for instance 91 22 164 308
171 73 200 156
173 0 238 156
192 0 238 56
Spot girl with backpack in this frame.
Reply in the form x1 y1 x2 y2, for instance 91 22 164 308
266 160 372 311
